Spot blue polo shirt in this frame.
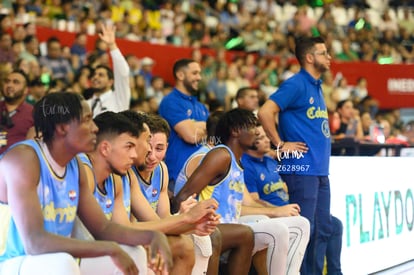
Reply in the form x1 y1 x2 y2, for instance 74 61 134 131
241 153 289 206
269 68 331 176
159 88 209 182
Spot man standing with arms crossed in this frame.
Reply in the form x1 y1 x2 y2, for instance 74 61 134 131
159 58 209 187
258 36 333 275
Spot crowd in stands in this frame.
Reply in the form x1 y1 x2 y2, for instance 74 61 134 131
1 0 414 155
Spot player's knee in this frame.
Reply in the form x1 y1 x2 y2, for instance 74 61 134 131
172 235 195 264
238 224 255 249
209 228 222 255
298 216 311 235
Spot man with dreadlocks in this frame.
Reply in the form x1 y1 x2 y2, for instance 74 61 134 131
174 108 310 275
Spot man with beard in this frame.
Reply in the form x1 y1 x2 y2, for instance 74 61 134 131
159 58 209 188
258 36 333 275
87 24 131 117
0 70 34 154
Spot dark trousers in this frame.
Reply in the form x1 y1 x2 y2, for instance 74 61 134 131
282 175 332 275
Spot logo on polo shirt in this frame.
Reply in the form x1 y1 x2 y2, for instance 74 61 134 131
187 109 192 116
260 173 265 181
309 97 314 104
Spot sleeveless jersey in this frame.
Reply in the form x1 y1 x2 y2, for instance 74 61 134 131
0 140 79 262
133 164 164 212
199 145 245 224
174 144 212 196
78 153 115 220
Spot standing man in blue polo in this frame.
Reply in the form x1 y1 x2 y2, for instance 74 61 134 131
159 58 209 187
258 36 333 275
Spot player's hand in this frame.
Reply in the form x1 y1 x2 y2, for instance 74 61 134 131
274 204 301 217
146 231 172 274
184 199 218 223
179 194 198 214
193 213 221 236
109 243 139 275
276 141 308 154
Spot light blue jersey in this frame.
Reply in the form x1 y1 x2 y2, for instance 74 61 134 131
174 144 212 196
133 164 164 212
0 140 79 262
78 153 115 220
198 145 245 223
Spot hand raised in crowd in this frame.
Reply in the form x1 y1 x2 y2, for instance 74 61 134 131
98 23 117 50
146 231 173 274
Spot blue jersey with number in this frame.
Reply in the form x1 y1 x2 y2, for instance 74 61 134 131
269 68 331 176
0 140 79 262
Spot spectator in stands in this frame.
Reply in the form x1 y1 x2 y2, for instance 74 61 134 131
159 58 209 187
26 78 47 105
378 9 399 34
335 38 359 61
70 32 88 71
332 76 352 102
235 87 259 113
38 36 73 85
0 70 34 154
125 54 141 77
398 9 414 34
0 32 15 64
20 35 39 64
225 63 250 111
139 57 155 89
332 99 364 141
130 98 150 114
359 40 378 61
87 24 131 117
386 120 414 146
397 27 414 63
207 65 228 107
360 111 374 138
377 41 402 64
321 71 337 113
146 75 165 105
68 65 92 97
